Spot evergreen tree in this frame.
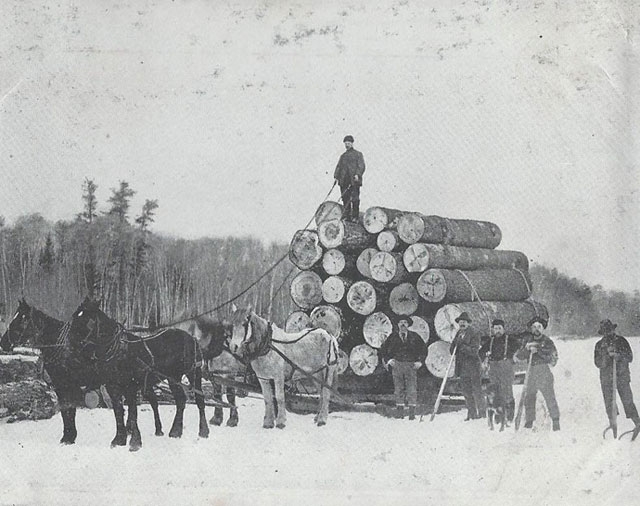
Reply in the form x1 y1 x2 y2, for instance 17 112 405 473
78 178 98 224
107 181 136 224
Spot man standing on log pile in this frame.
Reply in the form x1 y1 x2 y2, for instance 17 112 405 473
479 319 520 422
334 135 365 222
515 317 560 431
450 312 486 420
594 319 640 439
381 319 427 420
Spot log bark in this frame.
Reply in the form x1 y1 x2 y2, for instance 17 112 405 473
310 305 343 339
285 311 312 333
389 283 420 316
356 248 378 278
290 270 324 310
289 230 323 270
322 276 353 304
369 251 409 284
376 230 404 252
0 379 58 422
318 219 374 250
433 300 549 343
362 207 405 234
315 201 344 226
349 344 379 376
403 243 529 272
0 354 42 384
322 249 357 276
363 311 393 349
408 316 430 344
397 213 502 249
425 341 456 379
417 268 531 303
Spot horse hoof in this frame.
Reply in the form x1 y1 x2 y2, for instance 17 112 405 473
210 417 223 426
226 418 238 428
59 439 76 445
263 423 274 429
169 431 183 439
129 443 142 452
155 430 164 437
317 421 326 427
276 423 286 429
199 429 210 439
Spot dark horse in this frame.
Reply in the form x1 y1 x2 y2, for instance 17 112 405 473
176 315 245 427
68 297 209 451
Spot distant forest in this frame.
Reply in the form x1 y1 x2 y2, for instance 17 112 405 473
0 178 638 337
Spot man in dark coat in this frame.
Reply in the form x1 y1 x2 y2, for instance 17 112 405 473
594 319 640 439
480 318 521 422
515 316 560 431
381 319 427 420
450 312 486 420
333 135 365 222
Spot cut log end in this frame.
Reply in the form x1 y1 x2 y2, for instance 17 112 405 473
285 311 312 333
425 341 456 379
349 344 379 376
363 312 393 348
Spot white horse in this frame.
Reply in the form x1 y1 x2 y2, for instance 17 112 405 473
228 306 339 428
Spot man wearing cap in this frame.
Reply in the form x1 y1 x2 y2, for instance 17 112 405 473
594 319 640 439
450 312 486 420
334 135 365 222
480 319 521 422
515 316 560 431
381 319 427 420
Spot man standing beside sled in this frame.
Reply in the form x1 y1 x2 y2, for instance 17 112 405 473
594 319 640 440
334 135 365 222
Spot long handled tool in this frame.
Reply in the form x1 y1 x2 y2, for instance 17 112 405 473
603 358 618 439
514 352 534 431
423 345 457 422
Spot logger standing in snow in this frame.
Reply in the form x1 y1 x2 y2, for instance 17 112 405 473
515 317 560 431
381 319 427 420
450 312 486 420
594 319 640 438
334 135 365 222
480 318 520 422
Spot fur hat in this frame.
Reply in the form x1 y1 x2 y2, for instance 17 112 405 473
527 316 548 329
598 319 617 335
343 135 354 143
455 312 472 323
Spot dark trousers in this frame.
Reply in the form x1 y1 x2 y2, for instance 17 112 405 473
460 365 486 418
488 360 515 419
524 364 560 423
391 362 417 406
340 185 360 221
600 374 639 421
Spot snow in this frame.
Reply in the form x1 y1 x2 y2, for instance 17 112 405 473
1 338 639 506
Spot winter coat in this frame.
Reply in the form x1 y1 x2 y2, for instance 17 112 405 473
381 330 426 364
594 334 633 382
479 333 521 362
450 327 481 377
334 148 365 187
514 333 558 367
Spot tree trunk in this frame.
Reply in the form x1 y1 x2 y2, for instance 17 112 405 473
362 207 405 234
318 219 374 250
322 249 357 276
289 230 323 270
349 344 379 376
310 305 343 339
285 311 312 333
417 268 532 303
376 230 404 252
397 213 446 244
425 340 456 379
356 248 378 278
290 270 324 310
315 201 344 226
408 315 430 343
346 280 380 316
403 243 529 272
389 282 420 315
322 275 353 304
369 251 409 284
433 300 549 342
363 311 393 348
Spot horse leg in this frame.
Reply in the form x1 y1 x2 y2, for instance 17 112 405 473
191 368 209 438
168 377 186 438
57 387 79 444
258 378 276 429
147 385 164 436
226 387 238 427
106 384 127 447
209 381 224 426
125 384 142 452
317 367 336 427
274 375 287 429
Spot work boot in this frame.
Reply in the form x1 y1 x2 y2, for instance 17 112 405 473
408 406 416 421
552 419 560 431
506 400 515 422
524 420 534 429
395 405 405 419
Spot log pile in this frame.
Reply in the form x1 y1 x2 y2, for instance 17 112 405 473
287 202 548 380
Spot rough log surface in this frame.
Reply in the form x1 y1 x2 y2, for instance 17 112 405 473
290 270 324 310
0 379 58 422
322 249 357 276
403 243 529 272
369 251 409 284
322 276 353 304
363 312 393 349
362 207 405 234
315 201 344 226
289 230 323 270
356 248 378 278
0 354 42 384
376 230 403 252
318 219 374 250
310 305 343 339
285 311 312 333
346 280 379 316
389 283 420 316
349 344 379 376
397 213 446 244
408 316 430 344
425 341 456 379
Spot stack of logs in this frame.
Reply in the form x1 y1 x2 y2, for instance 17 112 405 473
287 202 549 380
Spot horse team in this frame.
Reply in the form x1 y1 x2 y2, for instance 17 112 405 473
0 298 339 451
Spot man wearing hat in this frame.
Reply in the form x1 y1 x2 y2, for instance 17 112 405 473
594 319 640 439
515 316 560 431
381 318 427 420
333 135 365 222
450 312 486 420
480 318 521 422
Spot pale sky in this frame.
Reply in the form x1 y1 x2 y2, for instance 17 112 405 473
1 0 639 292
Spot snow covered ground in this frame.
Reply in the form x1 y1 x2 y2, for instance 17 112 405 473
1 337 639 506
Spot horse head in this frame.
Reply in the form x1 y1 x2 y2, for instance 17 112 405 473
68 297 109 362
192 315 233 361
228 305 271 359
1 298 37 351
